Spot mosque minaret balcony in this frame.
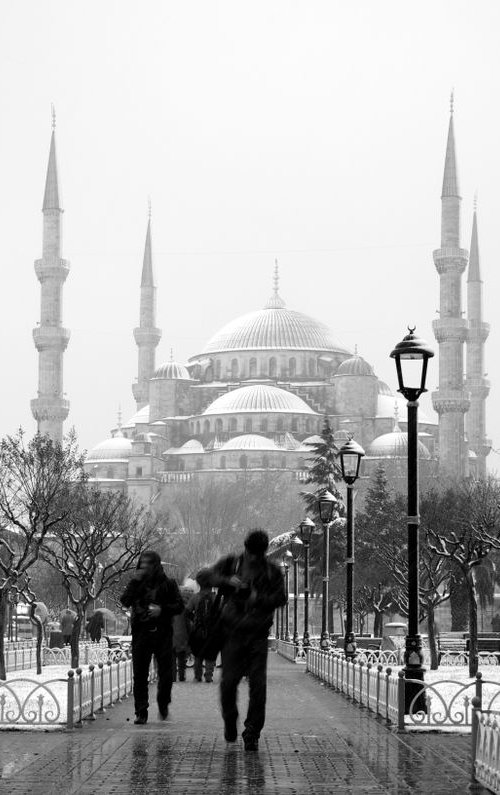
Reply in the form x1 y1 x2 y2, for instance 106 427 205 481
432 317 468 344
432 247 468 274
32 325 71 351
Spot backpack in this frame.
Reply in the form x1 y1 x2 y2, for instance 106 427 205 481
193 592 213 633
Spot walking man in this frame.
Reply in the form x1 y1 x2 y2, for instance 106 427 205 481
186 568 217 683
121 550 184 724
206 529 286 751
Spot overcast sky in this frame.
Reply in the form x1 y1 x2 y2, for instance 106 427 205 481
0 0 499 467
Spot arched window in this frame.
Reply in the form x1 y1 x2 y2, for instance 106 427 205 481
291 417 298 432
106 467 114 479
196 421 200 435
220 456 226 470
229 417 237 433
205 365 213 382
297 457 306 470
289 357 296 377
262 455 269 468
215 418 223 435
249 358 257 377
276 417 284 432
281 456 286 468
231 359 239 379
269 357 277 378
244 418 252 433
196 458 203 470
203 419 210 435
239 454 248 469
215 360 221 379
308 358 315 376
260 418 268 433
305 418 312 433
179 460 185 472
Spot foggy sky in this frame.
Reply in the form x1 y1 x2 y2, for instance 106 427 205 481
0 0 499 469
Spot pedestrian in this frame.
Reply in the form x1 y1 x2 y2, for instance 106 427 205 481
206 529 286 751
85 611 104 643
60 609 76 646
120 550 184 724
172 586 194 682
186 568 217 683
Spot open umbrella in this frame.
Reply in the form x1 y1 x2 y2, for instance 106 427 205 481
32 601 49 622
94 608 115 621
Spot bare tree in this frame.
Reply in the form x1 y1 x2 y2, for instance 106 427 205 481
426 478 500 676
42 486 160 667
0 430 85 678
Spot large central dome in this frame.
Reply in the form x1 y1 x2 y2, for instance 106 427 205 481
202 286 349 354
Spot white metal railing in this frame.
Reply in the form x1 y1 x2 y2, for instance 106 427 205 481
305 647 500 733
472 698 500 793
0 654 148 729
276 639 307 664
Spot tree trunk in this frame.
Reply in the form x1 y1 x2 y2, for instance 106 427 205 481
450 575 469 631
426 604 439 670
0 590 7 680
29 603 44 675
467 573 479 678
71 612 83 669
374 609 383 637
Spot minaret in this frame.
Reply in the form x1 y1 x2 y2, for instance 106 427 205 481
132 203 161 410
31 108 70 443
431 94 470 478
465 199 491 476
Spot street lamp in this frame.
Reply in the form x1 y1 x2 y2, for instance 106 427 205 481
299 517 315 648
318 490 338 650
282 551 292 642
391 326 434 713
291 536 303 645
338 437 365 660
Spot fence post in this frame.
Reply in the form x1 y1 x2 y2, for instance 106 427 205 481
116 661 122 702
108 662 114 707
89 664 96 721
75 668 83 727
385 667 392 722
470 695 481 791
97 662 105 713
366 662 371 710
67 670 75 730
397 670 405 731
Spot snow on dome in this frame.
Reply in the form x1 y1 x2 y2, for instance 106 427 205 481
368 431 430 459
179 439 204 453
154 361 191 380
378 380 393 396
202 384 317 416
123 405 150 429
336 355 375 377
220 434 278 451
87 435 133 462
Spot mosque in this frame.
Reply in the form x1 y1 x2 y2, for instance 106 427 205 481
31 99 490 507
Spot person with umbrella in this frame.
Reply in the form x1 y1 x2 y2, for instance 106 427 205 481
60 608 76 646
86 610 105 642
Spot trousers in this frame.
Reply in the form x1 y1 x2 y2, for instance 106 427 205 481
220 634 268 740
172 649 187 681
132 630 173 717
194 656 215 681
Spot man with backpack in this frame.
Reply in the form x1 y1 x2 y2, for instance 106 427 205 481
186 569 216 682
205 529 286 752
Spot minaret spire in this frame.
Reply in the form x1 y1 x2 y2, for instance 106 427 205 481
31 111 70 443
265 259 285 309
431 95 470 477
465 202 491 475
132 203 162 411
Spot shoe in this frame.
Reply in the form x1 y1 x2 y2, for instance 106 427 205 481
195 677 202 682
205 677 213 683
134 713 148 725
159 706 169 721
244 737 258 752
224 723 237 742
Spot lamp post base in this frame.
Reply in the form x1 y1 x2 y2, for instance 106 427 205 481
320 630 330 650
403 634 427 714
292 631 299 646
302 632 311 649
344 631 357 661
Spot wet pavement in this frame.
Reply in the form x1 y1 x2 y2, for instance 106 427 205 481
0 654 486 794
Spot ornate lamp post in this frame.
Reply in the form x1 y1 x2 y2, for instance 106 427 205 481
391 327 434 712
299 517 315 648
338 437 365 660
318 491 338 650
282 551 292 642
291 536 303 645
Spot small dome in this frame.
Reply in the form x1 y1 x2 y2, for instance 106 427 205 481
336 355 374 377
202 384 316 416
378 380 393 396
180 439 204 453
154 361 191 380
220 434 278 451
123 405 150 428
87 435 133 462
368 430 430 459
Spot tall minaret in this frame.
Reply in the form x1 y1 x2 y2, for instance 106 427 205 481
31 109 70 443
132 203 161 410
465 199 491 476
431 94 470 478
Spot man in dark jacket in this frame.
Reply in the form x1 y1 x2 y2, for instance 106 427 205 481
121 550 184 724
207 529 286 751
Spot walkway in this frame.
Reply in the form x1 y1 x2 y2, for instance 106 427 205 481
0 654 486 794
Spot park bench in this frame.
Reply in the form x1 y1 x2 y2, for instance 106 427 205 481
437 633 467 661
466 637 500 656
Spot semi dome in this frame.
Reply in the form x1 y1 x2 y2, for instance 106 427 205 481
197 280 350 356
368 430 431 459
87 435 133 462
123 405 150 429
220 434 278 451
336 355 374 376
202 384 317 416
378 380 393 396
154 360 191 380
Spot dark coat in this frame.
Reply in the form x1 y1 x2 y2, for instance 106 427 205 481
120 574 184 635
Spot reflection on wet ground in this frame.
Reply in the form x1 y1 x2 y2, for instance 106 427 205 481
0 655 487 794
